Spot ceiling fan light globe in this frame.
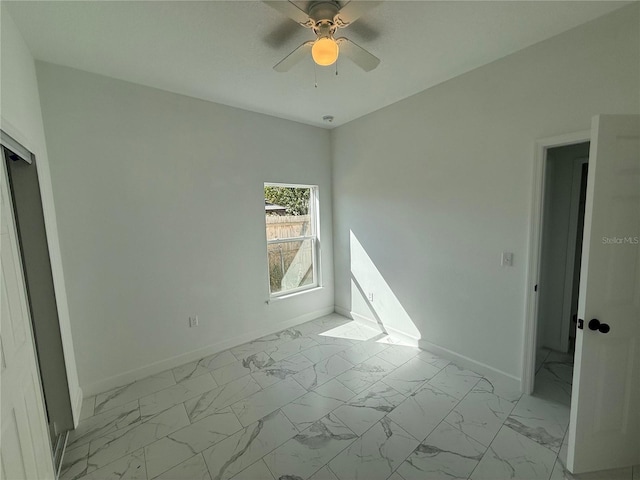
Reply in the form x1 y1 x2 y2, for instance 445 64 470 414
312 37 339 66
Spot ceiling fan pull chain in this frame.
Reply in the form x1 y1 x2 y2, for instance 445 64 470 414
314 62 318 88
335 57 339 76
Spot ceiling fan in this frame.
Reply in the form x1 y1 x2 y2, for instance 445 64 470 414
264 1 381 73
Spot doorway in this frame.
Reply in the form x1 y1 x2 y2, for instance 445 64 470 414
533 142 589 406
522 116 639 474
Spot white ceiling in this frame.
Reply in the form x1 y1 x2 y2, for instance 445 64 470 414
6 1 631 128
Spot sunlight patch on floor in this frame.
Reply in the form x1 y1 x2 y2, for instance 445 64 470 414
317 321 383 342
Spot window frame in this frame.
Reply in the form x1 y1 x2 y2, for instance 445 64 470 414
264 182 320 298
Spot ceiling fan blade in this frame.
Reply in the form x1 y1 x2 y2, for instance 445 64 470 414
347 20 381 42
334 1 381 26
264 19 303 49
336 37 380 72
273 41 314 72
264 1 314 27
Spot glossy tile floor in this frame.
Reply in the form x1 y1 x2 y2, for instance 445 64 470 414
61 315 639 480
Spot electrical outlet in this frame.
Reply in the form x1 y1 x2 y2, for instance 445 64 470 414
501 252 514 267
189 316 199 327
368 292 374 302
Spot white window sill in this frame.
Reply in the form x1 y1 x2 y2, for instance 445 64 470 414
267 285 324 303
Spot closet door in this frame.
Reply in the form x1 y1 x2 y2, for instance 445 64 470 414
1 152 54 480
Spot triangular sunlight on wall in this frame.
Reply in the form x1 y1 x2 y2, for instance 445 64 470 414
349 230 421 345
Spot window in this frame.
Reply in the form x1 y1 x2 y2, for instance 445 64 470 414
265 183 319 296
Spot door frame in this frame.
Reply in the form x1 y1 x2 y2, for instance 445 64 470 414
521 130 591 394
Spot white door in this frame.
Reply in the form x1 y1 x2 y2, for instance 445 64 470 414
0 153 54 479
567 114 640 474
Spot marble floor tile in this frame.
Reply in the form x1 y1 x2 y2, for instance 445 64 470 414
232 377 307 426
387 473 406 480
332 382 406 436
445 390 516 447
375 345 421 368
293 354 354 390
76 449 146 480
312 315 352 330
382 356 443 395
335 356 397 393
211 352 275 385
396 421 486 480
281 390 345 432
87 404 190 472
472 376 523 403
60 443 89 480
154 454 211 480
545 351 574 368
470 425 557 480
172 351 237 383
251 353 315 388
558 429 569 467
229 460 275 480
536 348 552 373
551 458 568 480
376 335 416 346
64 317 581 480
312 379 357 403
504 393 570 453
202 409 298 480
318 321 384 342
230 328 305 359
80 396 95 421
144 407 242 478
550 461 635 480
185 375 262 423
293 321 328 336
301 343 351 364
308 466 340 480
387 384 459 442
263 335 319 362
329 418 419 480
264 414 358 480
67 400 141 449
416 350 450 370
94 370 176 415
307 333 357 347
139 373 218 421
427 363 482 400
210 361 253 386
535 363 573 407
337 341 390 365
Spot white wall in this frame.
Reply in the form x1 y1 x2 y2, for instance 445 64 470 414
332 4 639 381
0 8 82 423
537 143 589 353
35 63 334 394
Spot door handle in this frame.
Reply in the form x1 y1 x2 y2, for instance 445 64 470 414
588 318 610 334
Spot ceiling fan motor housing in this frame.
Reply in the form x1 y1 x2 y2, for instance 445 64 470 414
314 21 336 39
308 1 340 25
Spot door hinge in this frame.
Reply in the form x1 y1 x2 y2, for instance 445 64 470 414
534 284 538 292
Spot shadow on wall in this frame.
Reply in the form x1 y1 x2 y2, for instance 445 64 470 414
349 230 421 345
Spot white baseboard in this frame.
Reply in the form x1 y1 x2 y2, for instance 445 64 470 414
72 386 83 428
335 305 520 389
83 306 335 396
418 338 521 387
